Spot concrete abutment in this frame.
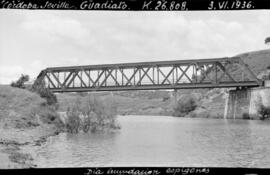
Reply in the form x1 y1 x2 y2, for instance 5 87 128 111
225 86 270 119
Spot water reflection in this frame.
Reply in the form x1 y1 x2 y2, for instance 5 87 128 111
33 116 270 167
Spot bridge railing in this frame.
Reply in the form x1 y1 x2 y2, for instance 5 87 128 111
36 57 262 92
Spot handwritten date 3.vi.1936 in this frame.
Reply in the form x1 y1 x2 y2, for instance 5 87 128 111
208 0 255 10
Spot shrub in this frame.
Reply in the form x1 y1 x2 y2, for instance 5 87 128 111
10 74 29 89
65 96 120 134
31 78 58 106
66 105 82 134
256 96 270 120
77 92 88 97
10 74 57 106
37 105 62 125
162 96 170 101
242 113 251 120
258 104 270 120
173 95 197 117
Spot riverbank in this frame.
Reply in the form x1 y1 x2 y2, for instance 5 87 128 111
0 85 62 168
0 124 61 168
0 85 120 168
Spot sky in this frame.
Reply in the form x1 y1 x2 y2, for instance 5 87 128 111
0 10 270 84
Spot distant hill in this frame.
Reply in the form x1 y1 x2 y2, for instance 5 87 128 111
209 49 270 81
188 49 270 119
236 49 270 76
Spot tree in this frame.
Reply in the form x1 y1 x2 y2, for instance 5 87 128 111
11 74 29 89
258 104 270 120
31 78 58 106
265 37 270 45
256 96 270 120
173 95 197 117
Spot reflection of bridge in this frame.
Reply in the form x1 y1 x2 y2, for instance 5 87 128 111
36 57 262 93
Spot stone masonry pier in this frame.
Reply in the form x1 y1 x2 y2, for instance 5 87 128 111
225 86 270 119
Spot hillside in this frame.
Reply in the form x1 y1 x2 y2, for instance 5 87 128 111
186 49 270 119
237 49 270 75
0 85 62 168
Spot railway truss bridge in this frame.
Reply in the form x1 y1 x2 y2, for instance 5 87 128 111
35 57 262 93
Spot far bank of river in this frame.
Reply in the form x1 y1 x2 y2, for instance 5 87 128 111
18 115 270 168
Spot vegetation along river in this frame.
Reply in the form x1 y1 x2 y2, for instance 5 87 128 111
27 115 270 168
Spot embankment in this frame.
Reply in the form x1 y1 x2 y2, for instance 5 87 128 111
0 85 62 168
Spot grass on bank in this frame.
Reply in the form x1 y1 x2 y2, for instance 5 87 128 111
0 85 61 129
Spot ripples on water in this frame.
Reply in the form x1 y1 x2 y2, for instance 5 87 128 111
33 116 270 167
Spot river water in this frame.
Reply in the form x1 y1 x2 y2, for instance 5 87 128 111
32 116 270 168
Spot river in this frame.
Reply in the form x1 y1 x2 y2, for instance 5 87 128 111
30 116 270 168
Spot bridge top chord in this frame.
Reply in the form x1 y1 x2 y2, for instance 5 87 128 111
44 57 240 71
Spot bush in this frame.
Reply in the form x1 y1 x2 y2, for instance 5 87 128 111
242 113 251 120
162 96 170 101
9 74 57 106
10 74 29 89
173 95 197 117
77 92 88 97
258 104 270 120
36 105 62 125
31 78 58 106
65 96 120 134
66 105 82 134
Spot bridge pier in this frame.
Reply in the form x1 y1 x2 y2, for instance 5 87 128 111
225 87 270 119
170 89 178 105
173 89 178 104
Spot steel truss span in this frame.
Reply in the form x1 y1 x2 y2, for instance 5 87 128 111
35 57 262 92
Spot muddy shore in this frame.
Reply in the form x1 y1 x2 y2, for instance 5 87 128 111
0 123 61 168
